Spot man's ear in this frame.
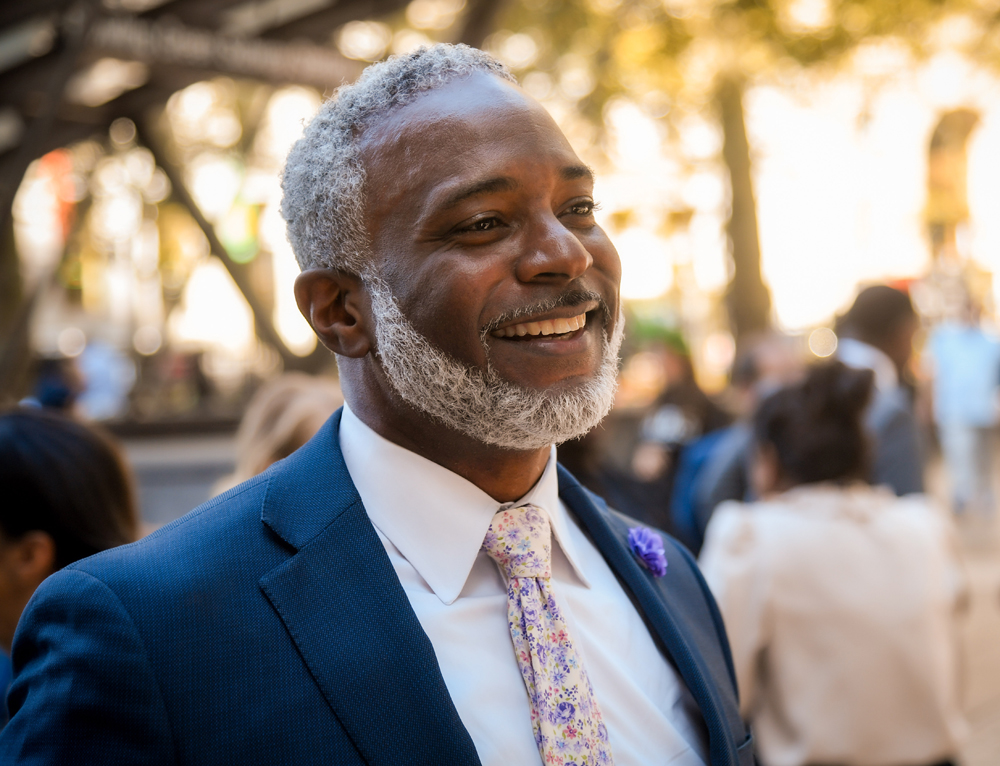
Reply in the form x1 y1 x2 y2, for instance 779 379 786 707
294 269 372 358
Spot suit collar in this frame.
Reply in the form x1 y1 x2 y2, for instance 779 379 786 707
260 408 357 550
338 404 591 605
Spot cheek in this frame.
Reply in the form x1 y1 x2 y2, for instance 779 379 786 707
396 261 502 356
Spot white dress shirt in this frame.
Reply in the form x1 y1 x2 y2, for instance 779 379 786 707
339 404 708 766
699 484 968 766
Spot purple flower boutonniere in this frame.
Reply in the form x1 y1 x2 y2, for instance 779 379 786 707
628 526 667 577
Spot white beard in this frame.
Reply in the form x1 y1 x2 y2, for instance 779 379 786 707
364 277 624 451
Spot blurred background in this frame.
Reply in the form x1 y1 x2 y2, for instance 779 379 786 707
3 0 1000 760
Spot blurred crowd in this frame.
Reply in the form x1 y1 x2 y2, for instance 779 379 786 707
3 279 999 765
565 281 991 765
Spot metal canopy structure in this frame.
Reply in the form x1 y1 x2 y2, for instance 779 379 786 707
0 0 392 221
0 0 503 399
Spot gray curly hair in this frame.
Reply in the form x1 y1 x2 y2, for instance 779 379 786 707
280 44 515 275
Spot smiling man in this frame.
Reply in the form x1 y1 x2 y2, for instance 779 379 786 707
1 46 751 766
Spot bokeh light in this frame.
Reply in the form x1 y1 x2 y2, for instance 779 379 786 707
406 0 466 30
808 327 839 357
337 20 393 61
167 257 256 389
57 327 87 358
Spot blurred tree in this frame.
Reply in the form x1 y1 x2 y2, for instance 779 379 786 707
926 107 979 259
496 0 996 338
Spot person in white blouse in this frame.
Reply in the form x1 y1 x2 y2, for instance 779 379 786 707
699 361 967 766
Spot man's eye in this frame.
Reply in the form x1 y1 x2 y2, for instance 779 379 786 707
464 217 500 232
567 201 597 216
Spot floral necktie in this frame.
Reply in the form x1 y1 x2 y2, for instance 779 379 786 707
481 504 614 766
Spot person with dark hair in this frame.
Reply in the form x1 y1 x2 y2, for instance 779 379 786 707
0 408 138 651
752 362 875 487
0 407 139 727
699 362 966 766
24 357 85 412
837 285 920 377
836 283 925 495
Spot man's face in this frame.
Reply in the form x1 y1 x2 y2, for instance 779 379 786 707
358 72 621 397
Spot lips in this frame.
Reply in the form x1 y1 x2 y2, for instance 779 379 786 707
490 312 587 339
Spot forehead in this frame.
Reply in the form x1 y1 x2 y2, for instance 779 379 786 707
357 73 585 214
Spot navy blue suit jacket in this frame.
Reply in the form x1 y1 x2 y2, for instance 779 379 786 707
1 411 752 765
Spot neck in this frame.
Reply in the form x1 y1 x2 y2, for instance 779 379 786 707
342 365 551 502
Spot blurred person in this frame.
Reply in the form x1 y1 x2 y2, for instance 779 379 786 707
673 333 803 555
0 408 139 724
925 300 1000 519
631 330 731 482
700 362 966 766
75 340 136 421
626 330 731 534
836 284 925 495
25 345 134 421
214 372 344 493
3 46 750 765
21 357 85 412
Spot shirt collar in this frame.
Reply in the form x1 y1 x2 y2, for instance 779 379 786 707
837 337 899 391
338 404 591 605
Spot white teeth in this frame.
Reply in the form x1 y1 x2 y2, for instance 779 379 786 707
491 312 588 338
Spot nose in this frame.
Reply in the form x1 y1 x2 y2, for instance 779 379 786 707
515 214 593 284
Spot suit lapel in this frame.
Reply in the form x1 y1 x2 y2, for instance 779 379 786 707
558 466 743 766
258 410 480 766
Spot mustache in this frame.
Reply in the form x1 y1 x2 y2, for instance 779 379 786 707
480 289 610 341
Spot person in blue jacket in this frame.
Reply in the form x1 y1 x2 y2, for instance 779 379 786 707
2 45 751 766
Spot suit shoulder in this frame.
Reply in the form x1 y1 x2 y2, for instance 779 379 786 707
6 566 177 763
68 472 277 591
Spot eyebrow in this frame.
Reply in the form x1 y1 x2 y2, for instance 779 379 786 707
440 177 519 211
436 165 596 212
562 164 595 183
